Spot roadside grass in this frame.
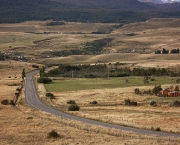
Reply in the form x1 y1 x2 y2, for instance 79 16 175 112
43 76 180 134
144 96 180 103
45 76 177 92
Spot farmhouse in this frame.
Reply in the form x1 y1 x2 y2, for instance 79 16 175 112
168 91 180 97
161 88 180 97
161 88 170 96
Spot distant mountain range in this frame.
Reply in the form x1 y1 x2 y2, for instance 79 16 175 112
139 0 180 3
0 0 180 23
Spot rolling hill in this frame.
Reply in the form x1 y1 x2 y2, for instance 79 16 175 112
0 0 180 23
51 0 155 10
139 0 180 3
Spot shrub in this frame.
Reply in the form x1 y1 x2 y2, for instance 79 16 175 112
68 104 80 111
174 85 179 91
90 100 98 104
37 77 52 84
46 93 55 99
176 78 180 83
143 89 152 95
130 101 137 106
1 99 9 105
125 98 131 105
16 88 21 91
150 78 155 81
67 100 76 104
150 101 156 106
134 88 141 95
172 100 180 107
125 99 137 106
152 85 162 95
10 100 15 106
27 116 33 119
156 127 161 131
47 130 60 139
32 64 39 68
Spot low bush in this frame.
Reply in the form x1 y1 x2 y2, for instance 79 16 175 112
150 101 156 106
47 130 60 139
143 89 152 95
172 100 180 107
68 104 80 111
125 98 131 105
16 88 21 91
10 100 15 106
152 85 162 95
134 88 141 95
174 85 179 91
176 78 180 83
150 78 155 81
27 116 33 119
67 100 76 104
90 100 98 105
156 127 161 131
1 99 9 105
37 77 52 84
125 99 137 106
46 93 55 99
32 64 39 68
130 101 137 106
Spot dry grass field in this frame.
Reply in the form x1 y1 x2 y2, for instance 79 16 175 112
41 84 180 134
1 62 178 145
0 18 180 67
1 18 180 144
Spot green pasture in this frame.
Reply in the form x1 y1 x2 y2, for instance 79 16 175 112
45 76 178 92
0 33 47 50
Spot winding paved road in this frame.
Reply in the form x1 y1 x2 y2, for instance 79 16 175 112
25 71 180 138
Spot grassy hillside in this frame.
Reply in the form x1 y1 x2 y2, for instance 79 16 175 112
0 18 180 68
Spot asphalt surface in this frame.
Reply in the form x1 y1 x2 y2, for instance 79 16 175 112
25 70 180 138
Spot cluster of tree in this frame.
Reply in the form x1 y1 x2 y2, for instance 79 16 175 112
133 67 165 76
37 66 52 84
155 48 180 54
46 21 65 26
1 0 180 24
92 31 106 34
47 38 113 57
14 84 23 105
0 52 4 61
134 87 155 96
85 38 113 52
49 49 86 57
152 85 162 95
47 64 180 78
47 64 108 78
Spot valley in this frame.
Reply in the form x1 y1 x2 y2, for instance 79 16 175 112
0 18 180 144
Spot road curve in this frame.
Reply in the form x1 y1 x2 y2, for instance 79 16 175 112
25 70 180 138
